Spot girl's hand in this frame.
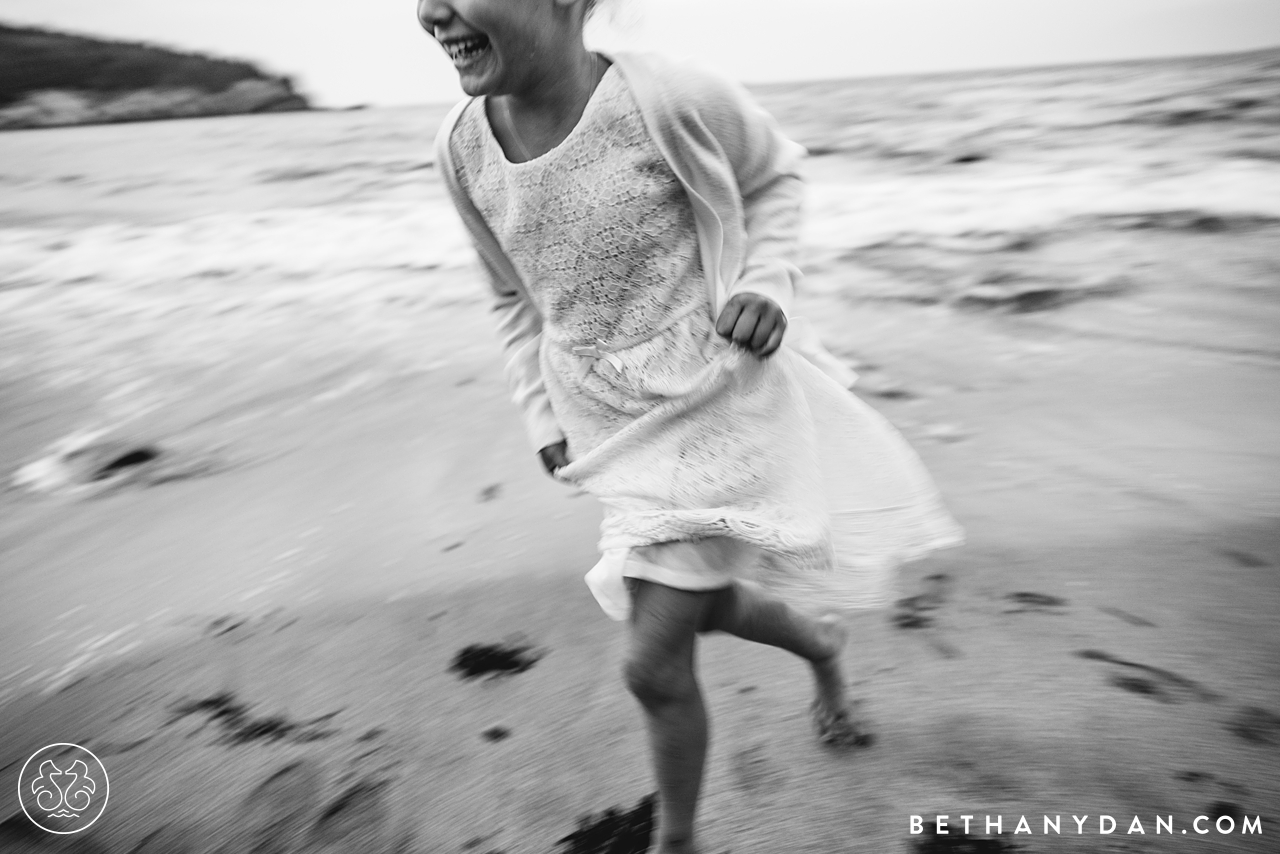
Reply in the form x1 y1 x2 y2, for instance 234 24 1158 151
538 440 571 477
715 293 787 357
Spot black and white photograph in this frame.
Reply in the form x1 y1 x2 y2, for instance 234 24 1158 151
0 0 1277 851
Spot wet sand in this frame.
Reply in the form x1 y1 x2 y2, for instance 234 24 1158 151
1 49 1278 852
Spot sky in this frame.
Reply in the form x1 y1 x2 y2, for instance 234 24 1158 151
3 0 1279 107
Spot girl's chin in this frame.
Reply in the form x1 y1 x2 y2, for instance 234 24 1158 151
458 74 495 96
455 54 499 95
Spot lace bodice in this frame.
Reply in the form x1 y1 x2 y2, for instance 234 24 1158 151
440 56 962 622
451 65 707 349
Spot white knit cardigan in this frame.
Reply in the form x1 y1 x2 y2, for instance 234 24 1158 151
434 50 855 452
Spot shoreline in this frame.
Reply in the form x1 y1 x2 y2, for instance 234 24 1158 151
1 52 1277 851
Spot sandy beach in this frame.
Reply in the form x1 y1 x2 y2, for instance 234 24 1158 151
1 49 1278 852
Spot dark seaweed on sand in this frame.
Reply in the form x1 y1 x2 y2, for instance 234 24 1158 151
912 831 1020 853
556 794 654 854
449 642 544 679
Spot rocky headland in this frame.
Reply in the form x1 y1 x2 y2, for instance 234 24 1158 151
0 23 309 130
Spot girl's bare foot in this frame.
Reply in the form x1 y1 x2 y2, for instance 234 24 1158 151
808 615 873 747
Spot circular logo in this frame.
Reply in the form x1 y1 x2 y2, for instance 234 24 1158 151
17 743 109 834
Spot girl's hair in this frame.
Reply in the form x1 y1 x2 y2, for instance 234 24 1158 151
585 0 616 20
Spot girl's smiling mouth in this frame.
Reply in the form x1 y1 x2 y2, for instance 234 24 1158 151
438 33 492 72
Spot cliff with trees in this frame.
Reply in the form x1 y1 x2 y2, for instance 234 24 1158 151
0 23 310 130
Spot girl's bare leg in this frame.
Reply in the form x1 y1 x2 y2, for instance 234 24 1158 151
625 580 716 854
701 581 867 745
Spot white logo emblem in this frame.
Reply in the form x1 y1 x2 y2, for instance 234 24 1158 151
17 743 110 834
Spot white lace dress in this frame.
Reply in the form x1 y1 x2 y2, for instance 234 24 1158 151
453 67 962 619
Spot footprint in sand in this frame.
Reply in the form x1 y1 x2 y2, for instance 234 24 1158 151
225 760 323 854
309 779 392 851
129 825 198 854
1002 591 1067 614
1206 801 1245 823
893 574 961 657
731 743 787 794
1225 705 1280 744
0 811 107 853
207 614 249 636
1219 548 1270 568
892 573 950 630
1097 606 1156 628
218 762 398 854
1174 769 1253 812
1108 673 1171 701
1074 649 1220 703
892 595 936 629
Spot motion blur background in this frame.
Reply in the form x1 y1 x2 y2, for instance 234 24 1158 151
1 2 1278 853
3 0 1279 106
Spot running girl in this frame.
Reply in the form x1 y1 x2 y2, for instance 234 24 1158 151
420 1 963 850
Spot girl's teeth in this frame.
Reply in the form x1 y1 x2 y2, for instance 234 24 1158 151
448 38 487 61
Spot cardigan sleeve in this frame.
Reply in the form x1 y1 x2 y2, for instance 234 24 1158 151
691 71 806 317
434 107 566 454
483 261 566 453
